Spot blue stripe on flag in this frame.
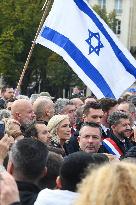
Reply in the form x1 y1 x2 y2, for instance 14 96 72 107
102 141 116 156
41 27 115 98
74 0 136 78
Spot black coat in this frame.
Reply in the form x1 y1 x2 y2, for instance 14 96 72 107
0 98 6 109
17 181 40 205
64 130 80 154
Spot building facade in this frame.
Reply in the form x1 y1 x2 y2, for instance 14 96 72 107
87 0 136 52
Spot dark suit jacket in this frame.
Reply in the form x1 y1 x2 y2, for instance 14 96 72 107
100 132 134 156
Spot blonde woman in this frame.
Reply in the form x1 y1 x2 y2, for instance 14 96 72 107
75 162 136 205
47 115 71 156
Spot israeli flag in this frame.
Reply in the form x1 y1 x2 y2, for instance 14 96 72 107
36 0 136 99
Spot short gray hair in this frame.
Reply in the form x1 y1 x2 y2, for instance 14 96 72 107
33 98 52 120
108 111 130 127
16 95 29 100
119 102 135 113
0 109 11 120
127 102 135 113
30 94 40 104
55 98 70 114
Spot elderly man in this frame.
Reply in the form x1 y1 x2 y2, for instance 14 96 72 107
70 98 84 109
11 99 35 126
55 98 76 127
33 97 54 125
84 96 97 105
6 99 36 139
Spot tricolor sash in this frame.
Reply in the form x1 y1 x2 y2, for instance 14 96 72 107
102 138 123 158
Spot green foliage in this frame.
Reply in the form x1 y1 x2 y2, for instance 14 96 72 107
93 5 117 33
47 53 83 87
0 0 48 87
0 1 117 97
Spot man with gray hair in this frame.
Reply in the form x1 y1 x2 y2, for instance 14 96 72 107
7 138 48 205
55 98 70 114
55 98 76 127
30 94 40 104
117 101 136 127
0 109 11 120
70 98 84 109
101 111 134 158
33 97 54 125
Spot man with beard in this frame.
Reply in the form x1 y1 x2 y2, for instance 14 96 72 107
0 86 14 109
101 111 134 158
6 99 36 140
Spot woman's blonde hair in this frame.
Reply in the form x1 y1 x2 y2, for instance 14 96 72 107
47 114 69 144
75 162 136 205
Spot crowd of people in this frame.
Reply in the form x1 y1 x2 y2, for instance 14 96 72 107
1 85 136 205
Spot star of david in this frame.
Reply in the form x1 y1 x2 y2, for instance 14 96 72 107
86 29 104 56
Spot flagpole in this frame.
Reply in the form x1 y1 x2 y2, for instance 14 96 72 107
16 0 54 94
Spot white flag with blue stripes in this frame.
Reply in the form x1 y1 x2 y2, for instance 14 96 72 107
36 0 136 99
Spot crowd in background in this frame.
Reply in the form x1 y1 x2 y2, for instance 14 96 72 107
1 85 136 205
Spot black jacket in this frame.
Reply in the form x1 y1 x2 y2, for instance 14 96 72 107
17 181 40 205
0 98 6 109
100 132 134 156
64 130 80 154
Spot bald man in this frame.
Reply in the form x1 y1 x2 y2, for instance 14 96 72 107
33 97 54 125
11 99 36 125
6 99 36 140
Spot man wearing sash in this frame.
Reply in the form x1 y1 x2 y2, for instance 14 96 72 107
101 111 134 158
